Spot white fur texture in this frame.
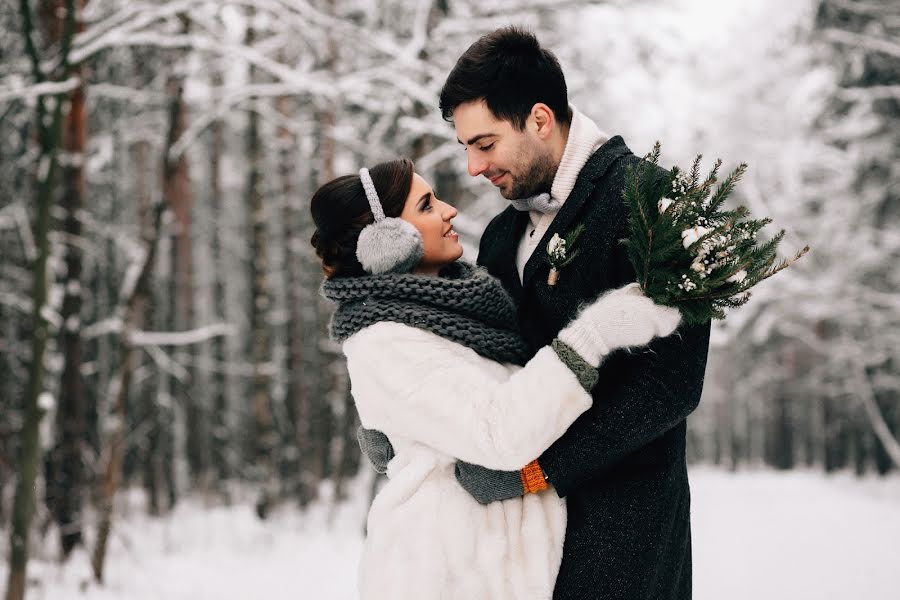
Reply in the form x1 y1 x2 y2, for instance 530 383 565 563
558 283 682 365
343 321 594 600
356 218 423 275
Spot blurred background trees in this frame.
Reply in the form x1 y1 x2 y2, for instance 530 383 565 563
0 0 897 595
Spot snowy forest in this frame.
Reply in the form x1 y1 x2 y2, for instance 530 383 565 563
1 0 898 598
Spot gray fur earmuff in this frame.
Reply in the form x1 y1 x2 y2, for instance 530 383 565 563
355 167 424 275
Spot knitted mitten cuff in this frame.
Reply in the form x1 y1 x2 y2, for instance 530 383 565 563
551 339 600 391
519 459 549 494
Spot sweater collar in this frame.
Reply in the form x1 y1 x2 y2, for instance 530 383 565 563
550 106 609 205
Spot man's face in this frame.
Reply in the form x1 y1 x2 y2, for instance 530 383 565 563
453 100 555 200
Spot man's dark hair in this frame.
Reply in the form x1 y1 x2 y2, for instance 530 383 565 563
439 27 570 131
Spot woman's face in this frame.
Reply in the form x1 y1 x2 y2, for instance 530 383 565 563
400 172 463 275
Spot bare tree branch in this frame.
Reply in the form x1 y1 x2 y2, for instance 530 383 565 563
837 85 900 102
822 27 900 59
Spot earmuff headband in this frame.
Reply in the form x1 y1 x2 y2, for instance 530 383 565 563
359 168 386 222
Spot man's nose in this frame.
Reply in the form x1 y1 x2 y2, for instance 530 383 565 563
467 153 487 177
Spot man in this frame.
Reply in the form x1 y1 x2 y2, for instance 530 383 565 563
446 27 710 599
362 26 710 599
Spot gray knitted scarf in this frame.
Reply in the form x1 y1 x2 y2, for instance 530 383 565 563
322 261 531 365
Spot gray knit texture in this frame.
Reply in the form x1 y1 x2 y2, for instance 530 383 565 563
454 462 524 505
551 339 599 391
322 261 531 365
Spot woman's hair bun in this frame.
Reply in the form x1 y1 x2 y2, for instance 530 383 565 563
309 159 415 278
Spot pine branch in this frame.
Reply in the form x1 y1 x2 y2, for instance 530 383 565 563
706 162 747 215
622 143 809 323
758 245 811 282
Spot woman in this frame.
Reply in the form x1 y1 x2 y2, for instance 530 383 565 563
310 158 679 600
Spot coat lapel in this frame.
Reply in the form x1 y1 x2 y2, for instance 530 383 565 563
480 207 529 304
522 136 632 288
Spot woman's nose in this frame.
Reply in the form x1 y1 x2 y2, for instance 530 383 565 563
443 202 458 220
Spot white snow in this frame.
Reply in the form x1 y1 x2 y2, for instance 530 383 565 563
128 322 237 347
37 392 56 412
65 316 80 332
7 470 898 600
691 469 900 600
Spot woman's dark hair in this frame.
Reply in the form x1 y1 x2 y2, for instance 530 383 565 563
310 158 415 278
439 27 570 131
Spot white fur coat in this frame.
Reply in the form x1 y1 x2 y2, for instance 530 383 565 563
343 321 593 600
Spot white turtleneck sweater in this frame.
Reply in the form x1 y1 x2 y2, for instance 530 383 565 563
515 107 609 281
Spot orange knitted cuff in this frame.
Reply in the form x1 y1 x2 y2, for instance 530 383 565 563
519 459 548 494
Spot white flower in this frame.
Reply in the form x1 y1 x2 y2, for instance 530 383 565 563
681 226 710 249
658 198 674 214
547 233 566 261
671 173 691 196
679 274 697 292
727 270 747 284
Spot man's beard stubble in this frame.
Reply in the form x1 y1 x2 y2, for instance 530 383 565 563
504 146 557 200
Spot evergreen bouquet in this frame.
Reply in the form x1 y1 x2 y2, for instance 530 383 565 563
622 142 809 325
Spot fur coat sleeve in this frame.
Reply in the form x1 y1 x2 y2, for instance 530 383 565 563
343 321 592 471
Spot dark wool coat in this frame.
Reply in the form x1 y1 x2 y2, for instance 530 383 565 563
477 136 711 600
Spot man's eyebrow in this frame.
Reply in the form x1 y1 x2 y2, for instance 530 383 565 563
417 192 432 208
456 133 496 146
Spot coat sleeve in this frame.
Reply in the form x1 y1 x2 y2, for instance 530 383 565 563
343 322 592 471
537 224 712 496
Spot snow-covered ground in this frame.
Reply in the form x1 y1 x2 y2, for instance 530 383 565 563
691 469 900 600
9 470 900 600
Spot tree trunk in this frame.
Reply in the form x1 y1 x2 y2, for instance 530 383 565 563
208 71 231 495
333 380 360 502
164 15 205 488
5 1 76 598
307 0 338 499
91 197 166 583
49 2 88 557
133 134 163 515
244 14 277 518
852 353 900 469
277 94 313 505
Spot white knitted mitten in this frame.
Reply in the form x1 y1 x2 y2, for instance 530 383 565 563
557 283 682 366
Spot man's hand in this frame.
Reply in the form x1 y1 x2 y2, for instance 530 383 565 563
357 426 394 474
454 461 524 505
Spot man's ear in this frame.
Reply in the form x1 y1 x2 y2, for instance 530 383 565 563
530 103 556 139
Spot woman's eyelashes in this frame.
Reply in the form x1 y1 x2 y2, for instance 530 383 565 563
420 193 433 212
